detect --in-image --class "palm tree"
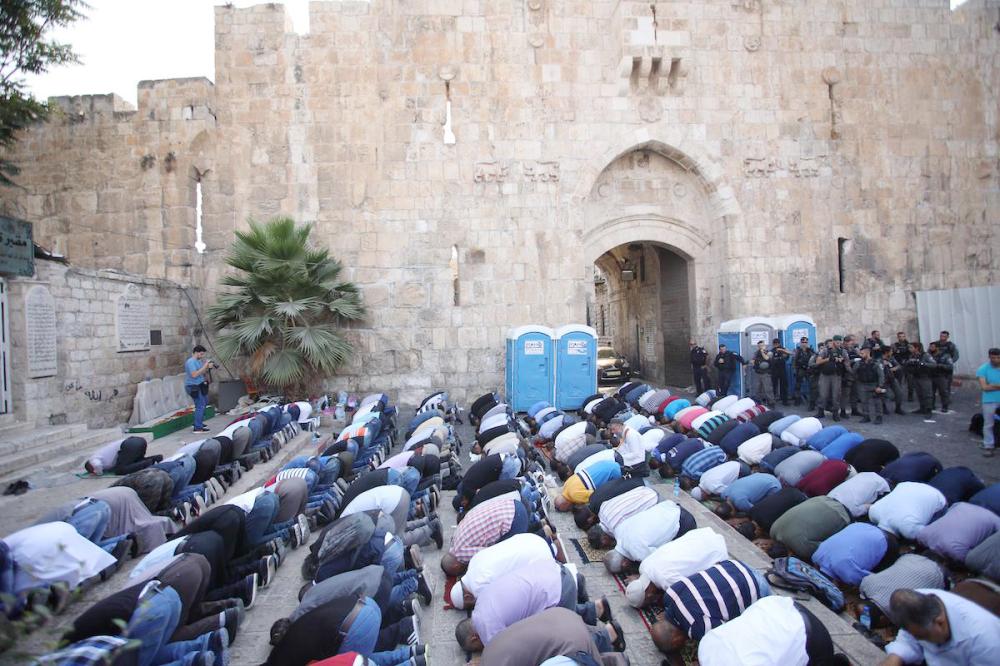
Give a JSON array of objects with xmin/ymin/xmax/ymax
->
[{"xmin": 207, "ymin": 217, "xmax": 364, "ymax": 393}]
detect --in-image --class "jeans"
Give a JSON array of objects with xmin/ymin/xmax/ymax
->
[
  {"xmin": 340, "ymin": 598, "xmax": 411, "ymax": 666},
  {"xmin": 499, "ymin": 455, "xmax": 522, "ymax": 480},
  {"xmin": 156, "ymin": 456, "xmax": 200, "ymax": 500},
  {"xmin": 66, "ymin": 500, "xmax": 126, "ymax": 553},
  {"xmin": 501, "ymin": 500, "xmax": 529, "ymax": 540},
  {"xmin": 244, "ymin": 493, "xmax": 283, "ymax": 548},
  {"xmin": 984, "ymin": 402, "xmax": 998, "ymax": 450},
  {"xmin": 380, "ymin": 537, "xmax": 404, "ymax": 574},
  {"xmin": 126, "ymin": 584, "xmax": 213, "ymax": 666},
  {"xmin": 389, "ymin": 570, "xmax": 418, "ymax": 607},
  {"xmin": 187, "ymin": 387, "xmax": 208, "ymax": 430}
]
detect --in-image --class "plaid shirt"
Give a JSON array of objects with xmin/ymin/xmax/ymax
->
[
  {"xmin": 34, "ymin": 636, "xmax": 134, "ymax": 666},
  {"xmin": 450, "ymin": 497, "xmax": 516, "ymax": 562}
]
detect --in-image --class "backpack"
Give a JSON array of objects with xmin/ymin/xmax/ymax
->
[{"xmin": 766, "ymin": 557, "xmax": 845, "ymax": 612}]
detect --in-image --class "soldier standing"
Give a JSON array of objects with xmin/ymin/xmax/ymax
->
[{"xmin": 689, "ymin": 340, "xmax": 710, "ymax": 396}]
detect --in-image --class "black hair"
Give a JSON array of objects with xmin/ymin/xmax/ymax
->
[
  {"xmin": 193, "ymin": 344, "xmax": 207, "ymax": 353},
  {"xmin": 890, "ymin": 589, "xmax": 942, "ymax": 629},
  {"xmin": 989, "ymin": 348, "xmax": 1000, "ymax": 356}
]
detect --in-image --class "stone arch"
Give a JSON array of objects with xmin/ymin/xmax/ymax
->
[{"xmin": 571, "ymin": 131, "xmax": 741, "ymax": 221}]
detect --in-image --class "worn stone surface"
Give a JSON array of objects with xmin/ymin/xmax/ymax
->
[{"xmin": 0, "ymin": 1, "xmax": 997, "ymax": 405}]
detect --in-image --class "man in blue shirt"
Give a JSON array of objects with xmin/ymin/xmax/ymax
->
[
  {"xmin": 184, "ymin": 345, "xmax": 215, "ymax": 433},
  {"xmin": 882, "ymin": 588, "xmax": 1000, "ymax": 666},
  {"xmin": 717, "ymin": 473, "xmax": 782, "ymax": 516},
  {"xmin": 976, "ymin": 348, "xmax": 1000, "ymax": 457}
]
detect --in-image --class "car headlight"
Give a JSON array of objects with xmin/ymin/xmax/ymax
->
[{"xmin": 622, "ymin": 360, "xmax": 630, "ymax": 368}]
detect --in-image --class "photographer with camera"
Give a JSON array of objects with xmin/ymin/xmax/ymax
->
[{"xmin": 185, "ymin": 344, "xmax": 216, "ymax": 433}]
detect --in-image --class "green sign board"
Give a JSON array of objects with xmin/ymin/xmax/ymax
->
[{"xmin": 0, "ymin": 216, "xmax": 34, "ymax": 277}]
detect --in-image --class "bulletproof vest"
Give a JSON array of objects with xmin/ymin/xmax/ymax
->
[
  {"xmin": 855, "ymin": 360, "xmax": 879, "ymax": 384},
  {"xmin": 819, "ymin": 351, "xmax": 839, "ymax": 375},
  {"xmin": 690, "ymin": 347, "xmax": 707, "ymax": 366}
]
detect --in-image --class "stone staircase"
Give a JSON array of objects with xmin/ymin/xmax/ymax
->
[{"xmin": 0, "ymin": 417, "xmax": 122, "ymax": 481}]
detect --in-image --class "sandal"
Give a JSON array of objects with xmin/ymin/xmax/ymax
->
[{"xmin": 609, "ymin": 620, "xmax": 627, "ymax": 652}]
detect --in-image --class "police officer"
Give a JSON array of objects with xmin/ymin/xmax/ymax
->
[
  {"xmin": 936, "ymin": 331, "xmax": 959, "ymax": 409},
  {"xmin": 689, "ymin": 339, "xmax": 710, "ymax": 396},
  {"xmin": 792, "ymin": 337, "xmax": 815, "ymax": 409},
  {"xmin": 880, "ymin": 353, "xmax": 906, "ymax": 416},
  {"xmin": 904, "ymin": 341, "xmax": 935, "ymax": 415},
  {"xmin": 853, "ymin": 347, "xmax": 886, "ymax": 424},
  {"xmin": 892, "ymin": 331, "xmax": 914, "ymax": 401},
  {"xmin": 751, "ymin": 341, "xmax": 774, "ymax": 406},
  {"xmin": 841, "ymin": 335, "xmax": 862, "ymax": 418},
  {"xmin": 714, "ymin": 344, "xmax": 746, "ymax": 396},
  {"xmin": 770, "ymin": 338, "xmax": 791, "ymax": 406},
  {"xmin": 812, "ymin": 337, "xmax": 850, "ymax": 421},
  {"xmin": 863, "ymin": 330, "xmax": 891, "ymax": 359},
  {"xmin": 929, "ymin": 341, "xmax": 954, "ymax": 413}
]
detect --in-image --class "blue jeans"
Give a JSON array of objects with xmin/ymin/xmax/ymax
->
[
  {"xmin": 66, "ymin": 500, "xmax": 127, "ymax": 553},
  {"xmin": 339, "ymin": 598, "xmax": 411, "ymax": 665},
  {"xmin": 155, "ymin": 456, "xmax": 203, "ymax": 501},
  {"xmin": 380, "ymin": 536, "xmax": 404, "ymax": 574},
  {"xmin": 499, "ymin": 455, "xmax": 521, "ymax": 480},
  {"xmin": 502, "ymin": 500, "xmax": 529, "ymax": 540},
  {"xmin": 187, "ymin": 387, "xmax": 207, "ymax": 430},
  {"xmin": 244, "ymin": 493, "xmax": 284, "ymax": 548},
  {"xmin": 126, "ymin": 584, "xmax": 213, "ymax": 666},
  {"xmin": 389, "ymin": 570, "xmax": 418, "ymax": 607}
]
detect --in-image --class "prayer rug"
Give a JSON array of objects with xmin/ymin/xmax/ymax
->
[
  {"xmin": 568, "ymin": 537, "xmax": 604, "ymax": 565},
  {"xmin": 608, "ymin": 570, "xmax": 700, "ymax": 663}
]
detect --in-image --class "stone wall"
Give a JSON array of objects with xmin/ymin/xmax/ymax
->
[
  {"xmin": 6, "ymin": 261, "xmax": 199, "ymax": 428},
  {"xmin": 0, "ymin": 0, "xmax": 997, "ymax": 404}
]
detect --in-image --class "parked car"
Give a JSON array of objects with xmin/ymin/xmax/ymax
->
[{"xmin": 597, "ymin": 346, "xmax": 631, "ymax": 384}]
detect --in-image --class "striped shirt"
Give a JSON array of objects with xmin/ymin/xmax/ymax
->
[
  {"xmin": 680, "ymin": 445, "xmax": 726, "ymax": 480},
  {"xmin": 554, "ymin": 423, "xmax": 591, "ymax": 463},
  {"xmin": 859, "ymin": 554, "xmax": 945, "ymax": 615},
  {"xmin": 663, "ymin": 559, "xmax": 766, "ymax": 639},
  {"xmin": 737, "ymin": 405, "xmax": 768, "ymax": 423},
  {"xmin": 696, "ymin": 414, "xmax": 730, "ymax": 440},
  {"xmin": 641, "ymin": 389, "xmax": 672, "ymax": 413},
  {"xmin": 598, "ymin": 486, "xmax": 659, "ymax": 535},
  {"xmin": 450, "ymin": 497, "xmax": 517, "ymax": 563},
  {"xmin": 537, "ymin": 414, "xmax": 567, "ymax": 441}
]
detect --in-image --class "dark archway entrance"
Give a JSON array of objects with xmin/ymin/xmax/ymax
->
[{"xmin": 592, "ymin": 241, "xmax": 693, "ymax": 387}]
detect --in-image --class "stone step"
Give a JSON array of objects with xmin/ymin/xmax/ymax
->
[
  {"xmin": 0, "ymin": 418, "xmax": 32, "ymax": 439},
  {"xmin": 0, "ymin": 423, "xmax": 90, "ymax": 457},
  {"xmin": 0, "ymin": 427, "xmax": 122, "ymax": 480}
]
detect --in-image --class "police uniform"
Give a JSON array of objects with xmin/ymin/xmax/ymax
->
[
  {"xmin": 905, "ymin": 352, "xmax": 936, "ymax": 414},
  {"xmin": 714, "ymin": 351, "xmax": 745, "ymax": 396},
  {"xmin": 853, "ymin": 357, "xmax": 885, "ymax": 422},
  {"xmin": 792, "ymin": 345, "xmax": 815, "ymax": 408},
  {"xmin": 812, "ymin": 346, "xmax": 848, "ymax": 419},
  {"xmin": 690, "ymin": 345, "xmax": 710, "ymax": 396},
  {"xmin": 892, "ymin": 340, "xmax": 913, "ymax": 401},
  {"xmin": 930, "ymin": 350, "xmax": 954, "ymax": 412},
  {"xmin": 770, "ymin": 344, "xmax": 791, "ymax": 405}
]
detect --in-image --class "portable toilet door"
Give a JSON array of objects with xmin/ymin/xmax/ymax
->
[
  {"xmin": 773, "ymin": 314, "xmax": 817, "ymax": 393},
  {"xmin": 717, "ymin": 317, "xmax": 776, "ymax": 397},
  {"xmin": 506, "ymin": 326, "xmax": 555, "ymax": 413},
  {"xmin": 554, "ymin": 325, "xmax": 597, "ymax": 410},
  {"xmin": 716, "ymin": 325, "xmax": 744, "ymax": 397}
]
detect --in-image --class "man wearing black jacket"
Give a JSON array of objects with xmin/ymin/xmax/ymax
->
[
  {"xmin": 714, "ymin": 345, "xmax": 746, "ymax": 396},
  {"xmin": 792, "ymin": 337, "xmax": 815, "ymax": 409},
  {"xmin": 689, "ymin": 340, "xmax": 710, "ymax": 396}
]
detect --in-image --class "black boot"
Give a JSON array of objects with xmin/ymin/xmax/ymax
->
[{"xmin": 815, "ymin": 409, "xmax": 825, "ymax": 419}]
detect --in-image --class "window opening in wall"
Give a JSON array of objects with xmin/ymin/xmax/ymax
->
[
  {"xmin": 149, "ymin": 330, "xmax": 163, "ymax": 346},
  {"xmin": 837, "ymin": 237, "xmax": 849, "ymax": 293},
  {"xmin": 195, "ymin": 180, "xmax": 206, "ymax": 254},
  {"xmin": 450, "ymin": 245, "xmax": 460, "ymax": 306},
  {"xmin": 443, "ymin": 82, "xmax": 456, "ymax": 145}
]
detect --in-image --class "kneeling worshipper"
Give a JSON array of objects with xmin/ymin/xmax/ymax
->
[
  {"xmin": 843, "ymin": 438, "xmax": 899, "ymax": 474},
  {"xmin": 769, "ymin": 495, "xmax": 852, "ymax": 561},
  {"xmin": 34, "ymin": 496, "xmax": 134, "ymax": 559},
  {"xmin": 112, "ymin": 467, "xmax": 194, "ymax": 523},
  {"xmin": 449, "ymin": 533, "xmax": 559, "ymax": 610},
  {"xmin": 89, "ymin": 486, "xmax": 175, "ymax": 555},
  {"xmin": 266, "ymin": 593, "xmax": 422, "ymax": 666},
  {"xmin": 2, "ymin": 522, "xmax": 116, "ymax": 604},
  {"xmin": 746, "ymin": 486, "xmax": 809, "ymax": 534},
  {"xmin": 698, "ymin": 595, "xmax": 846, "ymax": 666},
  {"xmin": 554, "ymin": 459, "xmax": 622, "ymax": 511},
  {"xmin": 649, "ymin": 559, "xmax": 771, "ymax": 657},
  {"xmin": 881, "ymin": 589, "xmax": 1000, "ymax": 666},
  {"xmin": 585, "ymin": 484, "xmax": 661, "ymax": 549},
  {"xmin": 625, "ymin": 528, "xmax": 728, "ymax": 609},
  {"xmin": 687, "ymin": 460, "xmax": 751, "ymax": 502},
  {"xmin": 826, "ymin": 472, "xmax": 890, "ymax": 518},
  {"xmin": 224, "ymin": 486, "xmax": 310, "ymax": 553},
  {"xmin": 339, "ymin": 484, "xmax": 442, "ymax": 550},
  {"xmin": 571, "ymin": 476, "xmax": 646, "ymax": 530},
  {"xmin": 811, "ymin": 522, "xmax": 900, "ymax": 586},
  {"xmin": 479, "ymin": 607, "xmax": 628, "ymax": 666},
  {"xmin": 858, "ymin": 554, "xmax": 947, "ymax": 621},
  {"xmin": 868, "ymin": 482, "xmax": 947, "ymax": 540},
  {"xmin": 58, "ymin": 553, "xmax": 236, "ymax": 666},
  {"xmin": 440, "ymin": 496, "xmax": 529, "ymax": 576},
  {"xmin": 966, "ymin": 531, "xmax": 1000, "ymax": 580},
  {"xmin": 84, "ymin": 436, "xmax": 162, "ymax": 476},
  {"xmin": 603, "ymin": 501, "xmax": 696, "ymax": 576},
  {"xmin": 454, "ymin": 557, "xmax": 616, "ymax": 652},
  {"xmin": 880, "ymin": 452, "xmax": 942, "ymax": 485},
  {"xmin": 714, "ymin": 472, "xmax": 782, "ymax": 517},
  {"xmin": 915, "ymin": 501, "xmax": 1000, "ymax": 563}
]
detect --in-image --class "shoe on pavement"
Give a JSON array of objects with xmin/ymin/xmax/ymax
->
[
  {"xmin": 415, "ymin": 573, "xmax": 433, "ymax": 606},
  {"xmin": 597, "ymin": 595, "xmax": 613, "ymax": 623},
  {"xmin": 208, "ymin": 628, "xmax": 230, "ymax": 666},
  {"xmin": 259, "ymin": 555, "xmax": 277, "ymax": 588},
  {"xmin": 238, "ymin": 573, "xmax": 258, "ymax": 609},
  {"xmin": 407, "ymin": 544, "xmax": 424, "ymax": 571},
  {"xmin": 407, "ymin": 614, "xmax": 421, "ymax": 646},
  {"xmin": 429, "ymin": 518, "xmax": 443, "ymax": 550}
]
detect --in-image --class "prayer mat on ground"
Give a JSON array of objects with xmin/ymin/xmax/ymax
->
[
  {"xmin": 569, "ymin": 537, "xmax": 604, "ymax": 565},
  {"xmin": 608, "ymin": 570, "xmax": 701, "ymax": 664}
]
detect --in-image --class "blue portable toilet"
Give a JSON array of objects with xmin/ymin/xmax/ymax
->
[
  {"xmin": 773, "ymin": 313, "xmax": 818, "ymax": 394},
  {"xmin": 505, "ymin": 325, "xmax": 555, "ymax": 413},
  {"xmin": 716, "ymin": 317, "xmax": 777, "ymax": 397},
  {"xmin": 553, "ymin": 324, "xmax": 598, "ymax": 410}
]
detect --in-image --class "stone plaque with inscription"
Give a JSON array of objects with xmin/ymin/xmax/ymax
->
[
  {"xmin": 116, "ymin": 284, "xmax": 150, "ymax": 352},
  {"xmin": 25, "ymin": 285, "xmax": 57, "ymax": 378}
]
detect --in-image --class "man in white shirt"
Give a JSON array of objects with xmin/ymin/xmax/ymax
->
[
  {"xmin": 625, "ymin": 528, "xmax": 728, "ymax": 608},
  {"xmin": 698, "ymin": 596, "xmax": 812, "ymax": 666},
  {"xmin": 828, "ymin": 472, "xmax": 890, "ymax": 518},
  {"xmin": 586, "ymin": 486, "xmax": 660, "ymax": 548},
  {"xmin": 340, "ymin": 485, "xmax": 440, "ymax": 548},
  {"xmin": 3, "ymin": 522, "xmax": 117, "ymax": 594},
  {"xmin": 608, "ymin": 418, "xmax": 648, "ymax": 477},
  {"xmin": 689, "ymin": 461, "xmax": 750, "ymax": 500},
  {"xmin": 868, "ymin": 482, "xmax": 948, "ymax": 539},
  {"xmin": 448, "ymin": 533, "xmax": 557, "ymax": 609},
  {"xmin": 604, "ymin": 501, "xmax": 696, "ymax": 576}
]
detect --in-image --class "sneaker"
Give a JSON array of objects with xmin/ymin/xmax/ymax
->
[
  {"xmin": 983, "ymin": 447, "xmax": 995, "ymax": 457},
  {"xmin": 289, "ymin": 524, "xmax": 301, "ymax": 549},
  {"xmin": 429, "ymin": 518, "xmax": 443, "ymax": 550},
  {"xmin": 194, "ymin": 427, "xmax": 212, "ymax": 433},
  {"xmin": 208, "ymin": 628, "xmax": 230, "ymax": 666},
  {"xmin": 111, "ymin": 537, "xmax": 134, "ymax": 563},
  {"xmin": 259, "ymin": 555, "xmax": 277, "ymax": 588},
  {"xmin": 222, "ymin": 602, "xmax": 245, "ymax": 642},
  {"xmin": 415, "ymin": 573, "xmax": 433, "ymax": 606},
  {"xmin": 814, "ymin": 410, "xmax": 825, "ymax": 419},
  {"xmin": 407, "ymin": 614, "xmax": 421, "ymax": 646},
  {"xmin": 239, "ymin": 573, "xmax": 258, "ymax": 609},
  {"xmin": 192, "ymin": 493, "xmax": 207, "ymax": 515},
  {"xmin": 297, "ymin": 513, "xmax": 311, "ymax": 542},
  {"xmin": 408, "ymin": 544, "xmax": 424, "ymax": 571}
]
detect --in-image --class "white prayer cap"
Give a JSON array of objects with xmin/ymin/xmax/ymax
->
[
  {"xmin": 625, "ymin": 574, "xmax": 650, "ymax": 607},
  {"xmin": 450, "ymin": 579, "xmax": 466, "ymax": 609}
]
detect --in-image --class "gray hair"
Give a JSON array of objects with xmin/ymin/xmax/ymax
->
[{"xmin": 890, "ymin": 589, "xmax": 942, "ymax": 629}]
